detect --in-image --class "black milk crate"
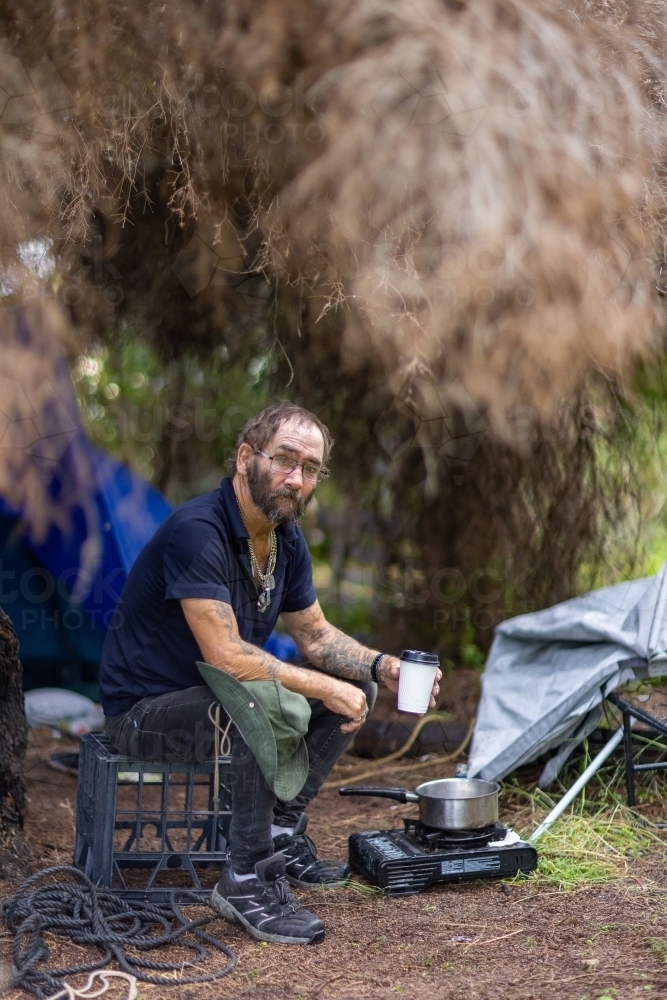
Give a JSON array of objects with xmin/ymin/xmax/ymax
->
[{"xmin": 74, "ymin": 731, "xmax": 232, "ymax": 901}]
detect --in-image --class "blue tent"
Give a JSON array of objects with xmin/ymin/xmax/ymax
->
[{"xmin": 0, "ymin": 441, "xmax": 171, "ymax": 695}]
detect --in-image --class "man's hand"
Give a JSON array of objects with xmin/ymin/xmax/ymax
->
[
  {"xmin": 323, "ymin": 678, "xmax": 369, "ymax": 733},
  {"xmin": 379, "ymin": 656, "xmax": 442, "ymax": 711},
  {"xmin": 282, "ymin": 602, "xmax": 443, "ymax": 712}
]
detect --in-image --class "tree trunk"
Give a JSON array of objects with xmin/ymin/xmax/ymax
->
[{"xmin": 0, "ymin": 607, "xmax": 30, "ymax": 876}]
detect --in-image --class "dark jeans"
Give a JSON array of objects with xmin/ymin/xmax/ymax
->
[{"xmin": 105, "ymin": 679, "xmax": 376, "ymax": 873}]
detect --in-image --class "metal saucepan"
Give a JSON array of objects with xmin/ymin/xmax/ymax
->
[{"xmin": 339, "ymin": 778, "xmax": 500, "ymax": 830}]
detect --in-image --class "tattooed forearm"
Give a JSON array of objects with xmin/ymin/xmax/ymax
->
[
  {"xmin": 180, "ymin": 597, "xmax": 285, "ymax": 682},
  {"xmin": 209, "ymin": 600, "xmax": 284, "ymax": 680},
  {"xmin": 314, "ymin": 630, "xmax": 375, "ymax": 680},
  {"xmin": 182, "ymin": 597, "xmax": 358, "ymax": 704},
  {"xmin": 282, "ymin": 603, "xmax": 377, "ymax": 681}
]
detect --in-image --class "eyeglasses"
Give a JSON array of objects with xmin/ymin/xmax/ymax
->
[{"xmin": 255, "ymin": 450, "xmax": 330, "ymax": 483}]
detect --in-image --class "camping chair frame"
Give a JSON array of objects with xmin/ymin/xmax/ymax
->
[{"xmin": 606, "ymin": 689, "xmax": 667, "ymax": 807}]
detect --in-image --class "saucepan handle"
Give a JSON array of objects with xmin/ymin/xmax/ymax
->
[{"xmin": 338, "ymin": 786, "xmax": 419, "ymax": 803}]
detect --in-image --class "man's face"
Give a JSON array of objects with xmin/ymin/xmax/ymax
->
[{"xmin": 246, "ymin": 418, "xmax": 325, "ymax": 525}]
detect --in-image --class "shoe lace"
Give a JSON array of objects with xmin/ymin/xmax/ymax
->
[
  {"xmin": 287, "ymin": 831, "xmax": 318, "ymax": 862},
  {"xmin": 287, "ymin": 832, "xmax": 342, "ymax": 876},
  {"xmin": 268, "ymin": 875, "xmax": 299, "ymax": 912}
]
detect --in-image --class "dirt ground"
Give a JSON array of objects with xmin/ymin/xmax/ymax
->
[{"xmin": 3, "ymin": 674, "xmax": 667, "ymax": 1000}]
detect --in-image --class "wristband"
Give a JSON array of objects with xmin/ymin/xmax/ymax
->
[{"xmin": 370, "ymin": 653, "xmax": 385, "ymax": 684}]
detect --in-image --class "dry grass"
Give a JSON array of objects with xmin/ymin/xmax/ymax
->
[
  {"xmin": 1, "ymin": 0, "xmax": 666, "ymax": 423},
  {"xmin": 254, "ymin": 0, "xmax": 667, "ymax": 427}
]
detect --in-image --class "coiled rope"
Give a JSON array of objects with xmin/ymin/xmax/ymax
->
[{"xmin": 1, "ymin": 866, "xmax": 237, "ymax": 999}]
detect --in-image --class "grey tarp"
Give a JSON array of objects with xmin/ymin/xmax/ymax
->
[{"xmin": 467, "ymin": 564, "xmax": 667, "ymax": 782}]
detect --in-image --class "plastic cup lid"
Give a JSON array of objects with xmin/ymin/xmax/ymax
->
[{"xmin": 400, "ymin": 649, "xmax": 439, "ymax": 665}]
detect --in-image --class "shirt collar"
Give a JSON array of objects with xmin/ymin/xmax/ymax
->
[{"xmin": 219, "ymin": 477, "xmax": 300, "ymax": 548}]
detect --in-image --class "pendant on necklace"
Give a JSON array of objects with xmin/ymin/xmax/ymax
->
[{"xmin": 257, "ymin": 575, "xmax": 276, "ymax": 613}]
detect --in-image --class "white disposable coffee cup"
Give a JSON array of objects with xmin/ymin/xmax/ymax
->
[{"xmin": 397, "ymin": 649, "xmax": 440, "ymax": 715}]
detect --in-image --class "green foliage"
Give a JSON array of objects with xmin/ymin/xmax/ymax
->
[
  {"xmin": 72, "ymin": 327, "xmax": 272, "ymax": 502},
  {"xmin": 589, "ymin": 359, "xmax": 667, "ymax": 587},
  {"xmin": 342, "ymin": 879, "xmax": 384, "ymax": 898},
  {"xmin": 316, "ymin": 593, "xmax": 376, "ymax": 642}
]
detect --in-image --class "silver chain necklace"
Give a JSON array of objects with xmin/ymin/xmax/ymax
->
[{"xmin": 236, "ymin": 497, "xmax": 277, "ymax": 613}]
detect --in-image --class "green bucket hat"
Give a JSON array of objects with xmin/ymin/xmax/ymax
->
[{"xmin": 197, "ymin": 661, "xmax": 311, "ymax": 801}]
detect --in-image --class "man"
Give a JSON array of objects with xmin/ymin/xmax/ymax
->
[{"xmin": 100, "ymin": 401, "xmax": 440, "ymax": 945}]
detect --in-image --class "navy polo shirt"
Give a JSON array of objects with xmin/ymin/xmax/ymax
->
[{"xmin": 99, "ymin": 477, "xmax": 317, "ymax": 715}]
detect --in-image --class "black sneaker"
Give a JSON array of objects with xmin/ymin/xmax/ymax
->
[
  {"xmin": 272, "ymin": 814, "xmax": 350, "ymax": 888},
  {"xmin": 210, "ymin": 852, "xmax": 325, "ymax": 945}
]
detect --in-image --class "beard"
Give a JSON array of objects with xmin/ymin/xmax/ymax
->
[{"xmin": 246, "ymin": 459, "xmax": 312, "ymax": 525}]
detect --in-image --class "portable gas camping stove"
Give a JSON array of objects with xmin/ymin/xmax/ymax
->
[{"xmin": 348, "ymin": 819, "xmax": 537, "ymax": 896}]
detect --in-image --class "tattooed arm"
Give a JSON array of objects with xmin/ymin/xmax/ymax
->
[
  {"xmin": 282, "ymin": 602, "xmax": 386, "ymax": 681},
  {"xmin": 181, "ymin": 598, "xmax": 369, "ymax": 731},
  {"xmin": 282, "ymin": 601, "xmax": 440, "ymax": 708}
]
